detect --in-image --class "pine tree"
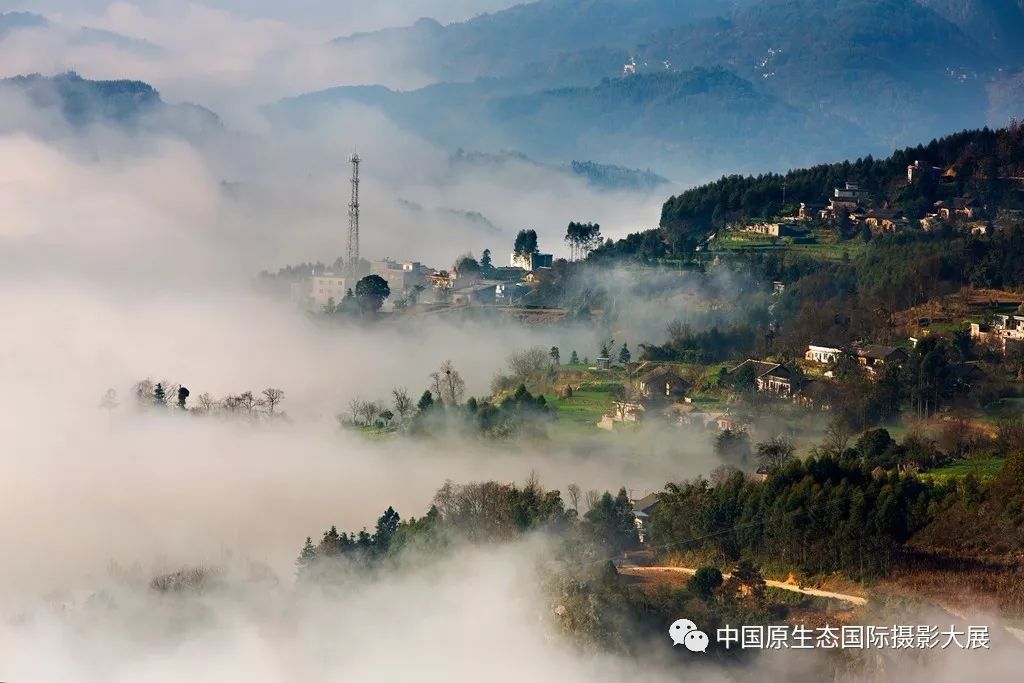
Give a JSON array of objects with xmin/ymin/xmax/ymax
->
[
  {"xmin": 618, "ymin": 342, "xmax": 631, "ymax": 364},
  {"xmin": 319, "ymin": 526, "xmax": 342, "ymax": 557},
  {"xmin": 549, "ymin": 346, "xmax": 560, "ymax": 365},
  {"xmin": 417, "ymin": 390, "xmax": 434, "ymax": 412},
  {"xmin": 296, "ymin": 537, "xmax": 317, "ymax": 571},
  {"xmin": 152, "ymin": 383, "xmax": 166, "ymax": 407},
  {"xmin": 570, "ymin": 350, "xmax": 579, "ymax": 364},
  {"xmin": 374, "ymin": 507, "xmax": 401, "ymax": 553}
]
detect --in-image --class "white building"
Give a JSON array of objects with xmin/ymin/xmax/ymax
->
[
  {"xmin": 371, "ymin": 259, "xmax": 427, "ymax": 296},
  {"xmin": 805, "ymin": 345, "xmax": 843, "ymax": 364},
  {"xmin": 971, "ymin": 314, "xmax": 1024, "ymax": 353},
  {"xmin": 290, "ymin": 273, "xmax": 349, "ymax": 310}
]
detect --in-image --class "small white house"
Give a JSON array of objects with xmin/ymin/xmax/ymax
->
[{"xmin": 805, "ymin": 345, "xmax": 843, "ymax": 364}]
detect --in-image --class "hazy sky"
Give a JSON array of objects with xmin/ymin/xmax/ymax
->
[{"xmin": 15, "ymin": 0, "xmax": 524, "ymax": 34}]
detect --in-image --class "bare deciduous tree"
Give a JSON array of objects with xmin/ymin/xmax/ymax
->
[
  {"xmin": 430, "ymin": 372, "xmax": 445, "ymax": 404},
  {"xmin": 223, "ymin": 394, "xmax": 244, "ymax": 413},
  {"xmin": 359, "ymin": 401, "xmax": 381, "ymax": 426},
  {"xmin": 432, "ymin": 360, "xmax": 465, "ymax": 405},
  {"xmin": 567, "ymin": 483, "xmax": 581, "ymax": 512},
  {"xmin": 821, "ymin": 417, "xmax": 853, "ymax": 458},
  {"xmin": 261, "ymin": 387, "xmax": 285, "ymax": 416},
  {"xmin": 756, "ymin": 436, "xmax": 796, "ymax": 471},
  {"xmin": 348, "ymin": 398, "xmax": 364, "ymax": 425},
  {"xmin": 348, "ymin": 399, "xmax": 381, "ymax": 426},
  {"xmin": 196, "ymin": 392, "xmax": 217, "ymax": 413},
  {"xmin": 392, "ymin": 387, "xmax": 414, "ymax": 421},
  {"xmin": 132, "ymin": 379, "xmax": 154, "ymax": 406},
  {"xmin": 237, "ymin": 391, "xmax": 259, "ymax": 416}
]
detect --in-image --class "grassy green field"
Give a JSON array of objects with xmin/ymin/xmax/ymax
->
[
  {"xmin": 548, "ymin": 389, "xmax": 615, "ymax": 434},
  {"xmin": 709, "ymin": 227, "xmax": 867, "ymax": 262},
  {"xmin": 352, "ymin": 424, "xmax": 397, "ymax": 440},
  {"xmin": 922, "ymin": 457, "xmax": 1005, "ymax": 481}
]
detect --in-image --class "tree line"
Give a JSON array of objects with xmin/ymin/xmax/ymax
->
[{"xmin": 103, "ymin": 379, "xmax": 286, "ymax": 419}]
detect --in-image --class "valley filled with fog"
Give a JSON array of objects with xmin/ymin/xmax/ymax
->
[{"xmin": 4, "ymin": 2, "xmax": 1024, "ymax": 681}]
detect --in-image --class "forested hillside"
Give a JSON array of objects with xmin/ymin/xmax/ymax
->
[{"xmin": 658, "ymin": 124, "xmax": 1024, "ymax": 250}]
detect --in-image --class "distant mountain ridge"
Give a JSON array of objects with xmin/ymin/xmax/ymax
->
[
  {"xmin": 0, "ymin": 72, "xmax": 221, "ymax": 135},
  {"xmin": 0, "ymin": 11, "xmax": 48, "ymax": 36},
  {"xmin": 918, "ymin": 0, "xmax": 1024, "ymax": 61},
  {"xmin": 285, "ymin": 0, "xmax": 1024, "ymax": 181},
  {"xmin": 276, "ymin": 66, "xmax": 866, "ymax": 180},
  {"xmin": 625, "ymin": 0, "xmax": 998, "ymax": 142},
  {"xmin": 331, "ymin": 0, "xmax": 754, "ymax": 83},
  {"xmin": 0, "ymin": 11, "xmax": 164, "ymax": 56},
  {"xmin": 448, "ymin": 148, "xmax": 668, "ymax": 190}
]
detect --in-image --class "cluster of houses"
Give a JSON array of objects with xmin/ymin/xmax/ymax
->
[
  {"xmin": 786, "ymin": 171, "xmax": 987, "ymax": 237},
  {"xmin": 597, "ymin": 363, "xmax": 740, "ymax": 433},
  {"xmin": 804, "ymin": 342, "xmax": 909, "ymax": 375},
  {"xmin": 970, "ymin": 314, "xmax": 1024, "ymax": 353},
  {"xmin": 288, "ymin": 259, "xmax": 428, "ymax": 309},
  {"xmin": 597, "ymin": 341, "xmax": 914, "ymax": 432},
  {"xmin": 730, "ymin": 342, "xmax": 907, "ymax": 401},
  {"xmin": 290, "ymin": 259, "xmax": 433, "ymax": 310},
  {"xmin": 290, "ymin": 249, "xmax": 556, "ymax": 312},
  {"xmin": 741, "ymin": 221, "xmax": 806, "ymax": 238}
]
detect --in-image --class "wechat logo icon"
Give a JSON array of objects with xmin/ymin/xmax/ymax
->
[{"xmin": 670, "ymin": 618, "xmax": 710, "ymax": 653}]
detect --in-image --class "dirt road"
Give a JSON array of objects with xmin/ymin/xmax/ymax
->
[
  {"xmin": 618, "ymin": 564, "xmax": 868, "ymax": 605},
  {"xmin": 620, "ymin": 562, "xmax": 1024, "ymax": 644}
]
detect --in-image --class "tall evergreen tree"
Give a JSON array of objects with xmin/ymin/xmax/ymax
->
[
  {"xmin": 296, "ymin": 537, "xmax": 317, "ymax": 571},
  {"xmin": 618, "ymin": 342, "xmax": 631, "ymax": 364},
  {"xmin": 417, "ymin": 390, "xmax": 435, "ymax": 412},
  {"xmin": 374, "ymin": 507, "xmax": 401, "ymax": 553}
]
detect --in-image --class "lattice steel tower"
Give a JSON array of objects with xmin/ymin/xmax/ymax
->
[{"xmin": 346, "ymin": 153, "xmax": 361, "ymax": 275}]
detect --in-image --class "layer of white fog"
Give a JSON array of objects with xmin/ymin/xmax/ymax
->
[
  {"xmin": 0, "ymin": 6, "xmax": 691, "ymax": 676},
  {"xmin": 3, "ymin": 4, "xmax": 1019, "ymax": 682},
  {"xmin": 2, "ymin": 1, "xmax": 529, "ymax": 115}
]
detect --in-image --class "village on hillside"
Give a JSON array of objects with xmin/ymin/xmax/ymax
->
[{"xmin": 251, "ymin": 129, "xmax": 1024, "ymax": 495}]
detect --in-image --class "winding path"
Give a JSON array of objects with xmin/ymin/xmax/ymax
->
[
  {"xmin": 617, "ymin": 560, "xmax": 1024, "ymax": 644},
  {"xmin": 618, "ymin": 564, "xmax": 868, "ymax": 605}
]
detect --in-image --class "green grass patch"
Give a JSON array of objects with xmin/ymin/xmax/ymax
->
[
  {"xmin": 350, "ymin": 424, "xmax": 396, "ymax": 441},
  {"xmin": 922, "ymin": 457, "xmax": 1005, "ymax": 481},
  {"xmin": 576, "ymin": 381, "xmax": 625, "ymax": 392},
  {"xmin": 710, "ymin": 226, "xmax": 866, "ymax": 263},
  {"xmin": 548, "ymin": 389, "xmax": 616, "ymax": 434}
]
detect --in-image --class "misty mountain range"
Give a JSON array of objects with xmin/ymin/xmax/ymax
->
[
  {"xmin": 0, "ymin": 72, "xmax": 221, "ymax": 137},
  {"xmin": 280, "ymin": 0, "xmax": 1024, "ymax": 180},
  {"xmin": 4, "ymin": 2, "xmax": 1024, "ymax": 183},
  {"xmin": 0, "ymin": 10, "xmax": 162, "ymax": 54}
]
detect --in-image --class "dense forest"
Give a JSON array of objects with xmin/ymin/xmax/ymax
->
[{"xmin": 657, "ymin": 123, "xmax": 1024, "ymax": 252}]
